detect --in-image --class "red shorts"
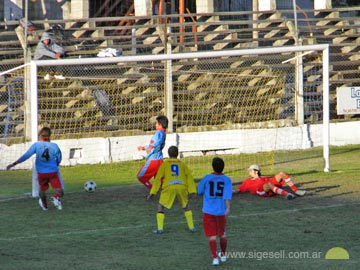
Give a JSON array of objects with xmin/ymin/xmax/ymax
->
[
  {"xmin": 253, "ymin": 179, "xmax": 274, "ymax": 197},
  {"xmin": 258, "ymin": 190, "xmax": 275, "ymax": 197},
  {"xmin": 137, "ymin": 159, "xmax": 163, "ymax": 182},
  {"xmin": 203, "ymin": 213, "xmax": 227, "ymax": 237},
  {"xmin": 270, "ymin": 176, "xmax": 285, "ymax": 187},
  {"xmin": 38, "ymin": 172, "xmax": 62, "ymax": 191}
]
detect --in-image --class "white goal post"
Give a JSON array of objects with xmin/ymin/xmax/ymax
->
[
  {"xmin": 27, "ymin": 44, "xmax": 330, "ymax": 196},
  {"xmin": 30, "ymin": 44, "xmax": 330, "ymax": 163}
]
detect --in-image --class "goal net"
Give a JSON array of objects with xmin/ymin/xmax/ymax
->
[
  {"xmin": 0, "ymin": 65, "xmax": 27, "ymax": 163},
  {"xmin": 1, "ymin": 45, "xmax": 330, "ymax": 190}
]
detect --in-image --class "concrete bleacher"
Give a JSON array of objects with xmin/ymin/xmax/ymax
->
[{"xmin": 0, "ymin": 8, "xmax": 360, "ymax": 140}]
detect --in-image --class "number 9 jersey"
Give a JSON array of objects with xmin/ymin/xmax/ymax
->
[{"xmin": 197, "ymin": 172, "xmax": 232, "ymax": 216}]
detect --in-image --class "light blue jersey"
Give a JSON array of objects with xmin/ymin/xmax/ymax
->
[
  {"xmin": 145, "ymin": 128, "xmax": 166, "ymax": 160},
  {"xmin": 197, "ymin": 173, "xmax": 232, "ymax": 216},
  {"xmin": 18, "ymin": 141, "xmax": 62, "ymax": 173}
]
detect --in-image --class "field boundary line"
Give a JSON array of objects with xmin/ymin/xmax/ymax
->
[
  {"xmin": 0, "ymin": 201, "xmax": 359, "ymax": 241},
  {"xmin": 0, "ymin": 185, "xmax": 141, "ymax": 203}
]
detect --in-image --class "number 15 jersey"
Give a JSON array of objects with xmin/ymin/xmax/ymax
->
[{"xmin": 197, "ymin": 172, "xmax": 232, "ymax": 216}]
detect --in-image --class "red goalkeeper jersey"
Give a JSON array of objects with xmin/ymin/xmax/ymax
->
[{"xmin": 237, "ymin": 176, "xmax": 271, "ymax": 194}]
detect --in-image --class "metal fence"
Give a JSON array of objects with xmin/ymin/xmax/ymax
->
[{"xmin": 1, "ymin": 8, "xmax": 359, "ymax": 130}]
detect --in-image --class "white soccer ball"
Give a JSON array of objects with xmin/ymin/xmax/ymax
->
[{"xmin": 84, "ymin": 180, "xmax": 97, "ymax": 193}]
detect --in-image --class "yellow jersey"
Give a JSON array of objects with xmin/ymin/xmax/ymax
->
[{"xmin": 150, "ymin": 158, "xmax": 196, "ymax": 195}]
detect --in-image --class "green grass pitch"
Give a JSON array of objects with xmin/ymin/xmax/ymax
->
[{"xmin": 0, "ymin": 145, "xmax": 359, "ymax": 270}]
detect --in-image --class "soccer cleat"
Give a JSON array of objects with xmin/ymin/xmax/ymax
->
[
  {"xmin": 38, "ymin": 199, "xmax": 48, "ymax": 211},
  {"xmin": 54, "ymin": 74, "xmax": 65, "ymax": 80},
  {"xmin": 287, "ymin": 193, "xmax": 296, "ymax": 200},
  {"xmin": 218, "ymin": 252, "xmax": 227, "ymax": 263},
  {"xmin": 295, "ymin": 190, "xmax": 306, "ymax": 196},
  {"xmin": 189, "ymin": 228, "xmax": 196, "ymax": 233},
  {"xmin": 51, "ymin": 197, "xmax": 62, "ymax": 210},
  {"xmin": 153, "ymin": 229, "xmax": 164, "ymax": 234},
  {"xmin": 212, "ymin": 258, "xmax": 219, "ymax": 266}
]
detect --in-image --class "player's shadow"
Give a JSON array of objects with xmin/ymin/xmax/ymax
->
[
  {"xmin": 287, "ymin": 170, "xmax": 319, "ymax": 177},
  {"xmin": 321, "ymin": 191, "xmax": 359, "ymax": 199},
  {"xmin": 280, "ymin": 180, "xmax": 341, "ymax": 196},
  {"xmin": 293, "ymin": 184, "xmax": 341, "ymax": 196},
  {"xmin": 294, "ymin": 180, "xmax": 318, "ymax": 187},
  {"xmin": 304, "ymin": 185, "xmax": 340, "ymax": 193},
  {"xmin": 330, "ymin": 147, "xmax": 360, "ymax": 156}
]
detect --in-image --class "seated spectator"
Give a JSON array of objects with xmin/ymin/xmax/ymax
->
[{"xmin": 34, "ymin": 31, "xmax": 65, "ymax": 80}]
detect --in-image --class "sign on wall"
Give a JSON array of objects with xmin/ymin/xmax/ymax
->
[{"xmin": 336, "ymin": 87, "xmax": 360, "ymax": 115}]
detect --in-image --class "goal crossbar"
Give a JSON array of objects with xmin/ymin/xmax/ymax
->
[{"xmin": 30, "ymin": 44, "xmax": 330, "ymax": 172}]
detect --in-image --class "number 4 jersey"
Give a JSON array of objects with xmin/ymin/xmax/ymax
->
[
  {"xmin": 18, "ymin": 141, "xmax": 62, "ymax": 173},
  {"xmin": 197, "ymin": 172, "xmax": 232, "ymax": 216}
]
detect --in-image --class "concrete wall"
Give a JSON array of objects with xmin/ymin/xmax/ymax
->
[
  {"xmin": 70, "ymin": 0, "xmax": 89, "ymax": 19},
  {"xmin": 134, "ymin": 0, "xmax": 153, "ymax": 16},
  {"xmin": 0, "ymin": 0, "xmax": 4, "ymax": 21},
  {"xmin": 199, "ymin": 0, "xmax": 332, "ymax": 13},
  {"xmin": 27, "ymin": 0, "xmax": 65, "ymax": 20},
  {"xmin": 4, "ymin": 0, "xmax": 23, "ymax": 20},
  {"xmin": 3, "ymin": 0, "xmax": 87, "ymax": 21},
  {"xmin": 1, "ymin": 121, "xmax": 359, "ymax": 170},
  {"xmin": 0, "ymin": 0, "xmax": 337, "ymax": 21}
]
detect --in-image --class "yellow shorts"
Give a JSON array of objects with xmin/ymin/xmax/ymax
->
[{"xmin": 159, "ymin": 185, "xmax": 189, "ymax": 209}]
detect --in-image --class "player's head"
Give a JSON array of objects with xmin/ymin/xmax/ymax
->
[
  {"xmin": 168, "ymin": 146, "xmax": 178, "ymax": 158},
  {"xmin": 247, "ymin": 164, "xmax": 261, "ymax": 177},
  {"xmin": 40, "ymin": 31, "xmax": 52, "ymax": 44},
  {"xmin": 156, "ymin": 115, "xmax": 169, "ymax": 129},
  {"xmin": 39, "ymin": 127, "xmax": 51, "ymax": 141},
  {"xmin": 212, "ymin": 157, "xmax": 224, "ymax": 173}
]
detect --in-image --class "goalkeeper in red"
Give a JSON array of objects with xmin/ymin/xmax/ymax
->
[
  {"xmin": 147, "ymin": 145, "xmax": 196, "ymax": 234},
  {"xmin": 197, "ymin": 157, "xmax": 232, "ymax": 266},
  {"xmin": 137, "ymin": 115, "xmax": 168, "ymax": 189},
  {"xmin": 234, "ymin": 164, "xmax": 306, "ymax": 199},
  {"xmin": 6, "ymin": 127, "xmax": 64, "ymax": 211}
]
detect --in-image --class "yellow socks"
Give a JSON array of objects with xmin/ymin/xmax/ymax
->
[
  {"xmin": 156, "ymin": 212, "xmax": 165, "ymax": 230},
  {"xmin": 184, "ymin": 210, "xmax": 195, "ymax": 230}
]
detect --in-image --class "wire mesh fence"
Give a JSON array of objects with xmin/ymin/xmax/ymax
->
[
  {"xmin": 28, "ymin": 52, "xmax": 325, "ymax": 138},
  {"xmin": 1, "ymin": 46, "xmax": 330, "ymax": 176}
]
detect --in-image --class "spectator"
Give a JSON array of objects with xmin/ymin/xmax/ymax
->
[{"xmin": 34, "ymin": 31, "xmax": 65, "ymax": 80}]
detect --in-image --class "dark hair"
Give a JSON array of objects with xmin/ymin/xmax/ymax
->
[
  {"xmin": 212, "ymin": 157, "xmax": 224, "ymax": 173},
  {"xmin": 39, "ymin": 127, "xmax": 51, "ymax": 140},
  {"xmin": 156, "ymin": 115, "xmax": 169, "ymax": 129},
  {"xmin": 168, "ymin": 146, "xmax": 178, "ymax": 158}
]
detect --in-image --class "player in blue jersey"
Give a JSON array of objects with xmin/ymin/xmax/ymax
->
[
  {"xmin": 197, "ymin": 157, "xmax": 232, "ymax": 266},
  {"xmin": 7, "ymin": 127, "xmax": 64, "ymax": 211},
  {"xmin": 137, "ymin": 115, "xmax": 168, "ymax": 189}
]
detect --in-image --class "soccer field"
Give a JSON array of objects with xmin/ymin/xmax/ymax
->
[{"xmin": 0, "ymin": 145, "xmax": 359, "ymax": 270}]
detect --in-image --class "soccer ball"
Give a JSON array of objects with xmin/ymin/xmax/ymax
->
[{"xmin": 84, "ymin": 180, "xmax": 97, "ymax": 192}]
